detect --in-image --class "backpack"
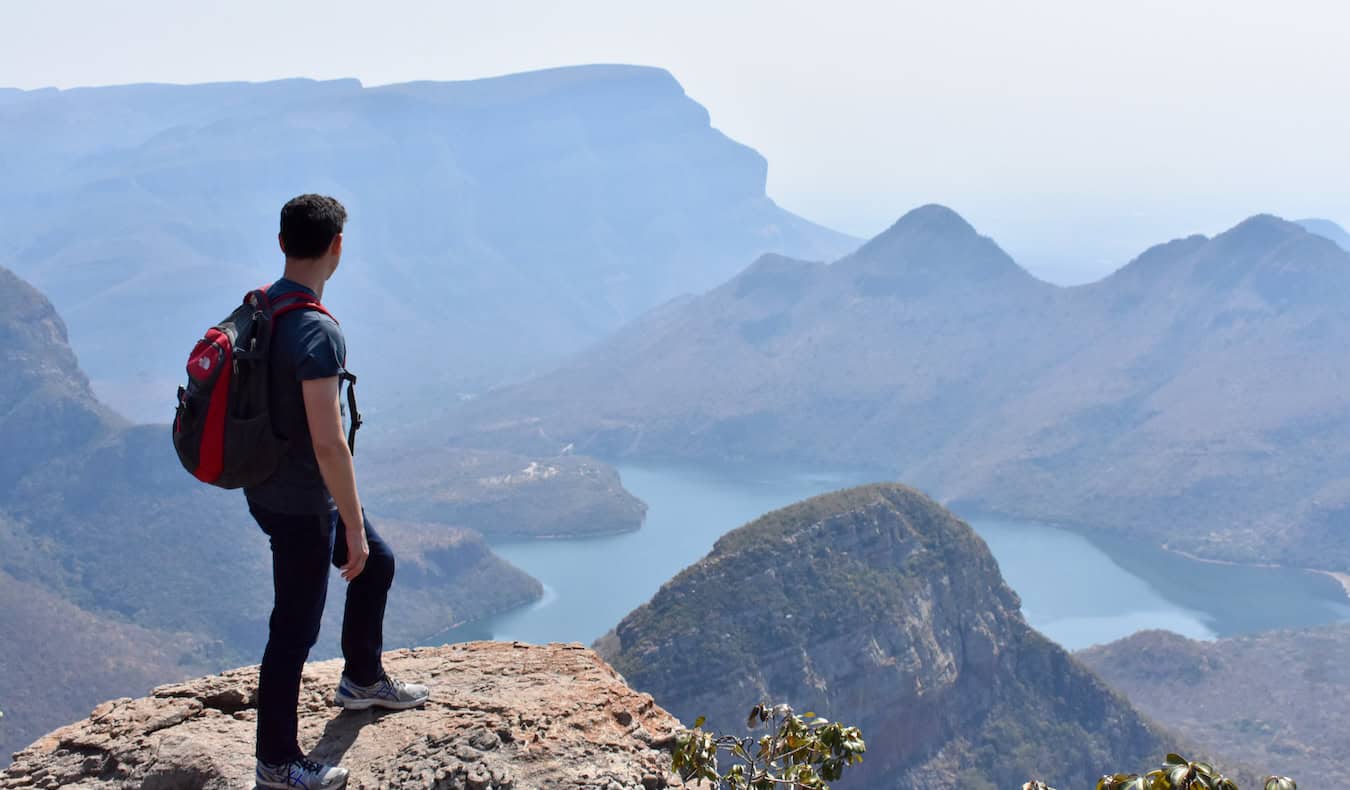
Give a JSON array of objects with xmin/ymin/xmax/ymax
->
[{"xmin": 172, "ymin": 287, "xmax": 362, "ymax": 489}]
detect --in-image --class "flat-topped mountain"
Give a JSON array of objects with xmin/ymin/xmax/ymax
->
[
  {"xmin": 2, "ymin": 642, "xmax": 682, "ymax": 789},
  {"xmin": 1079, "ymin": 626, "xmax": 1350, "ymax": 787},
  {"xmin": 0, "ymin": 66, "xmax": 855, "ymax": 422},
  {"xmin": 600, "ymin": 485, "xmax": 1169, "ymax": 788},
  {"xmin": 453, "ymin": 208, "xmax": 1350, "ymax": 571}
]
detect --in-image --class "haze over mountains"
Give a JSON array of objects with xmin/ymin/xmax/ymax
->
[
  {"xmin": 453, "ymin": 206, "xmax": 1350, "ymax": 572},
  {"xmin": 1297, "ymin": 218, "xmax": 1350, "ymax": 251},
  {"xmin": 0, "ymin": 66, "xmax": 854, "ymax": 422}
]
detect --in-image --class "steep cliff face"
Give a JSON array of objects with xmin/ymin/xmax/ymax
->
[
  {"xmin": 0, "ymin": 266, "xmax": 121, "ymax": 494},
  {"xmin": 601, "ymin": 484, "xmax": 1168, "ymax": 788},
  {"xmin": 2, "ymin": 643, "xmax": 682, "ymax": 789}
]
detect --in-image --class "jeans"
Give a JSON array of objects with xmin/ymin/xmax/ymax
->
[{"xmin": 249, "ymin": 503, "xmax": 396, "ymax": 764}]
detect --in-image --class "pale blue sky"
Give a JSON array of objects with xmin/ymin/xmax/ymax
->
[{"xmin": 4, "ymin": 0, "xmax": 1347, "ymax": 282}]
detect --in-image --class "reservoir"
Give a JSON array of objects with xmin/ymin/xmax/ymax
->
[{"xmin": 461, "ymin": 463, "xmax": 1350, "ymax": 651}]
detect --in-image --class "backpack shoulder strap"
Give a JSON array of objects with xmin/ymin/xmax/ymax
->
[
  {"xmin": 341, "ymin": 371, "xmax": 362, "ymax": 453},
  {"xmin": 269, "ymin": 291, "xmax": 339, "ymax": 324},
  {"xmin": 265, "ymin": 290, "xmax": 360, "ymax": 454}
]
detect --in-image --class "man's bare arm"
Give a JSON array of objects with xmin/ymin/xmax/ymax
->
[{"xmin": 302, "ymin": 375, "xmax": 368, "ymax": 580}]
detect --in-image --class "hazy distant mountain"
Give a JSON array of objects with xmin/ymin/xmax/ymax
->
[
  {"xmin": 601, "ymin": 485, "xmax": 1169, "ymax": 788},
  {"xmin": 1296, "ymin": 217, "xmax": 1350, "ymax": 250},
  {"xmin": 447, "ymin": 205, "xmax": 1060, "ymax": 459},
  {"xmin": 1080, "ymin": 627, "xmax": 1350, "ymax": 786},
  {"xmin": 0, "ymin": 66, "xmax": 856, "ymax": 422},
  {"xmin": 451, "ymin": 207, "xmax": 1350, "ymax": 572}
]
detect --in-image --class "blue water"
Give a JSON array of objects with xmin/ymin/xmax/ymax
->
[{"xmin": 455, "ymin": 464, "xmax": 1350, "ymax": 651}]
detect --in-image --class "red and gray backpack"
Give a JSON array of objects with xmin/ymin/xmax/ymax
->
[{"xmin": 172, "ymin": 287, "xmax": 361, "ymax": 489}]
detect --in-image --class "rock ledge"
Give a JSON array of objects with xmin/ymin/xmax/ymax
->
[{"xmin": 3, "ymin": 642, "xmax": 681, "ymax": 789}]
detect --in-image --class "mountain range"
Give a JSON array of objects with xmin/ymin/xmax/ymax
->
[
  {"xmin": 0, "ymin": 66, "xmax": 855, "ymax": 423},
  {"xmin": 450, "ymin": 206, "xmax": 1350, "ymax": 572}
]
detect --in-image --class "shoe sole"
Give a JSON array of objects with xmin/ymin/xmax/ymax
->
[
  {"xmin": 334, "ymin": 693, "xmax": 429, "ymax": 711},
  {"xmin": 256, "ymin": 776, "xmax": 348, "ymax": 789}
]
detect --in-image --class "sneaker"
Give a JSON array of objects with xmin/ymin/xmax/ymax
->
[
  {"xmin": 334, "ymin": 672, "xmax": 429, "ymax": 711},
  {"xmin": 255, "ymin": 756, "xmax": 348, "ymax": 789}
]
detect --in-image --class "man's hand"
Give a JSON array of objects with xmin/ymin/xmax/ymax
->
[
  {"xmin": 302, "ymin": 375, "xmax": 367, "ymax": 582},
  {"xmin": 340, "ymin": 521, "xmax": 369, "ymax": 581}
]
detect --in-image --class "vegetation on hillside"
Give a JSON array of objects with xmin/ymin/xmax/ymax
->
[{"xmin": 1078, "ymin": 628, "xmax": 1350, "ymax": 786}]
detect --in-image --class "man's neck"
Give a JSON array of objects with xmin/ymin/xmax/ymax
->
[{"xmin": 281, "ymin": 261, "xmax": 327, "ymax": 300}]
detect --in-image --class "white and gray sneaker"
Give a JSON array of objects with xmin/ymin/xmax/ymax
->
[
  {"xmin": 255, "ymin": 756, "xmax": 348, "ymax": 789},
  {"xmin": 334, "ymin": 673, "xmax": 429, "ymax": 711}
]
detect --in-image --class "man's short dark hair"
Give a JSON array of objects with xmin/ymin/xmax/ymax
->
[{"xmin": 280, "ymin": 194, "xmax": 348, "ymax": 259}]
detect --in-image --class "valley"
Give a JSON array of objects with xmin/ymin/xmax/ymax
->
[
  {"xmin": 3, "ymin": 56, "xmax": 1347, "ymax": 788},
  {"xmin": 449, "ymin": 207, "xmax": 1350, "ymax": 575}
]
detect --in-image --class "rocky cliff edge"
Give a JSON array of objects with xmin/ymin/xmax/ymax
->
[{"xmin": 2, "ymin": 642, "xmax": 682, "ymax": 790}]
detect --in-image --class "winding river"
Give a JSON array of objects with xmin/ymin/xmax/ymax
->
[{"xmin": 454, "ymin": 463, "xmax": 1350, "ymax": 651}]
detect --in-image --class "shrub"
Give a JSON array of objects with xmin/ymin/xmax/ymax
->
[
  {"xmin": 671, "ymin": 703, "xmax": 866, "ymax": 789},
  {"xmin": 1024, "ymin": 754, "xmax": 1297, "ymax": 790}
]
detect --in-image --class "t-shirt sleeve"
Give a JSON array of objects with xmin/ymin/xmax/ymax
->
[{"xmin": 293, "ymin": 316, "xmax": 347, "ymax": 381}]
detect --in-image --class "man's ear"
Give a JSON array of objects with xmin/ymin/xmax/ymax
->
[
  {"xmin": 329, "ymin": 233, "xmax": 343, "ymax": 256},
  {"xmin": 278, "ymin": 233, "xmax": 287, "ymax": 255}
]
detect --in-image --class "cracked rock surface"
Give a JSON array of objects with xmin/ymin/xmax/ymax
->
[{"xmin": 3, "ymin": 642, "xmax": 682, "ymax": 789}]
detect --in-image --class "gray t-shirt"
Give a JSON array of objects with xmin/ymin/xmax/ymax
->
[{"xmin": 243, "ymin": 278, "xmax": 346, "ymax": 515}]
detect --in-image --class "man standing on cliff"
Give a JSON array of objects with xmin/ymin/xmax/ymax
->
[{"xmin": 246, "ymin": 194, "xmax": 428, "ymax": 790}]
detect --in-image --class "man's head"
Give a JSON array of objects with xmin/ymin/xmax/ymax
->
[{"xmin": 279, "ymin": 194, "xmax": 347, "ymax": 278}]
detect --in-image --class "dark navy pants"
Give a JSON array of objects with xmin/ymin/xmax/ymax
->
[{"xmin": 249, "ymin": 504, "xmax": 396, "ymax": 764}]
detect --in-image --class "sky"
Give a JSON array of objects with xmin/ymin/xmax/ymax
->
[{"xmin": 4, "ymin": 0, "xmax": 1347, "ymax": 283}]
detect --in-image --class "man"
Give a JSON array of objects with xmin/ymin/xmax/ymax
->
[{"xmin": 245, "ymin": 194, "xmax": 428, "ymax": 789}]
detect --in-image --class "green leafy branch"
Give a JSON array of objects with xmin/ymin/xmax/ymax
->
[
  {"xmin": 1023, "ymin": 753, "xmax": 1296, "ymax": 790},
  {"xmin": 671, "ymin": 703, "xmax": 866, "ymax": 790}
]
